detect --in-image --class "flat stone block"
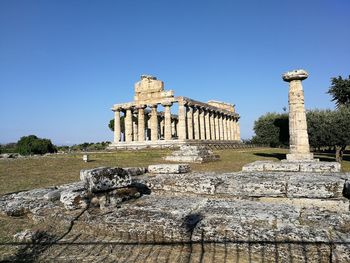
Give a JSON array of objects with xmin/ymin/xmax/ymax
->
[
  {"xmin": 80, "ymin": 167, "xmax": 132, "ymax": 193},
  {"xmin": 286, "ymin": 153, "xmax": 314, "ymax": 161},
  {"xmin": 287, "ymin": 174, "xmax": 344, "ymax": 198},
  {"xmin": 241, "ymin": 161, "xmax": 272, "ymax": 172},
  {"xmin": 148, "ymin": 164, "xmax": 191, "ymax": 174},
  {"xmin": 299, "ymin": 162, "xmax": 341, "ymax": 172},
  {"xmin": 264, "ymin": 162, "xmax": 299, "ymax": 172}
]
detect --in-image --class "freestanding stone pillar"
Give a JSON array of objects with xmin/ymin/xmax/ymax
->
[
  {"xmin": 125, "ymin": 107, "xmax": 133, "ymax": 142},
  {"xmin": 137, "ymin": 105, "xmax": 146, "ymax": 141},
  {"xmin": 113, "ymin": 108, "xmax": 121, "ymax": 143},
  {"xmin": 163, "ymin": 102, "xmax": 172, "ymax": 140},
  {"xmin": 150, "ymin": 104, "xmax": 158, "ymax": 141},
  {"xmin": 283, "ymin": 69, "xmax": 313, "ymax": 160}
]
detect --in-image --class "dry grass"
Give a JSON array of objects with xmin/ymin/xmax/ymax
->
[{"xmin": 1, "ymin": 147, "xmax": 348, "ymax": 195}]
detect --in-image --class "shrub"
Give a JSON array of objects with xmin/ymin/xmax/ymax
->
[{"xmin": 16, "ymin": 135, "xmax": 57, "ymax": 155}]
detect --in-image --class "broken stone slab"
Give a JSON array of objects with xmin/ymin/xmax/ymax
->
[
  {"xmin": 164, "ymin": 145, "xmax": 220, "ymax": 163},
  {"xmin": 80, "ymin": 167, "xmax": 132, "ymax": 193},
  {"xmin": 241, "ymin": 161, "xmax": 273, "ymax": 172},
  {"xmin": 148, "ymin": 164, "xmax": 190, "ymax": 174},
  {"xmin": 123, "ymin": 167, "xmax": 147, "ymax": 176},
  {"xmin": 298, "ymin": 161, "xmax": 341, "ymax": 172}
]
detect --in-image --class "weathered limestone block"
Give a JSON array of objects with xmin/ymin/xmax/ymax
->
[
  {"xmin": 287, "ymin": 174, "xmax": 344, "ymax": 198},
  {"xmin": 147, "ymin": 173, "xmax": 223, "ymax": 194},
  {"xmin": 242, "ymin": 160, "xmax": 341, "ymax": 173},
  {"xmin": 80, "ymin": 167, "xmax": 132, "ymax": 193},
  {"xmin": 43, "ymin": 189, "xmax": 61, "ymax": 201},
  {"xmin": 216, "ymin": 172, "xmax": 287, "ymax": 197},
  {"xmin": 241, "ymin": 161, "xmax": 270, "ymax": 172},
  {"xmin": 90, "ymin": 187, "xmax": 141, "ymax": 209},
  {"xmin": 298, "ymin": 161, "xmax": 341, "ymax": 172},
  {"xmin": 60, "ymin": 187, "xmax": 89, "ymax": 210},
  {"xmin": 148, "ymin": 164, "xmax": 190, "ymax": 174},
  {"xmin": 264, "ymin": 162, "xmax": 300, "ymax": 172},
  {"xmin": 164, "ymin": 145, "xmax": 220, "ymax": 163}
]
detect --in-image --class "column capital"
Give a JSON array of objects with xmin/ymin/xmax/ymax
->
[
  {"xmin": 148, "ymin": 103, "xmax": 158, "ymax": 109},
  {"xmin": 113, "ymin": 107, "xmax": 122, "ymax": 112},
  {"xmin": 135, "ymin": 104, "xmax": 147, "ymax": 110},
  {"xmin": 282, "ymin": 69, "xmax": 308, "ymax": 82},
  {"xmin": 161, "ymin": 102, "xmax": 173, "ymax": 107}
]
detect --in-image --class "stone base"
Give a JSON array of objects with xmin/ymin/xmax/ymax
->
[
  {"xmin": 164, "ymin": 145, "xmax": 220, "ymax": 163},
  {"xmin": 286, "ymin": 153, "xmax": 314, "ymax": 161},
  {"xmin": 107, "ymin": 139, "xmax": 243, "ymax": 150},
  {"xmin": 242, "ymin": 160, "xmax": 341, "ymax": 173}
]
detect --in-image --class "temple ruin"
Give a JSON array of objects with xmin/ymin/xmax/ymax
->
[{"xmin": 109, "ymin": 75, "xmax": 241, "ymax": 149}]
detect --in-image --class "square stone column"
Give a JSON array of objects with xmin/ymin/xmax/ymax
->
[
  {"xmin": 178, "ymin": 102, "xmax": 187, "ymax": 140},
  {"xmin": 150, "ymin": 104, "xmax": 158, "ymax": 141},
  {"xmin": 125, "ymin": 107, "xmax": 133, "ymax": 142},
  {"xmin": 210, "ymin": 111, "xmax": 215, "ymax": 140},
  {"xmin": 137, "ymin": 105, "xmax": 146, "ymax": 141},
  {"xmin": 193, "ymin": 107, "xmax": 200, "ymax": 140},
  {"xmin": 199, "ymin": 107, "xmax": 206, "ymax": 140},
  {"xmin": 283, "ymin": 69, "xmax": 313, "ymax": 160},
  {"xmin": 204, "ymin": 109, "xmax": 211, "ymax": 140},
  {"xmin": 186, "ymin": 105, "xmax": 194, "ymax": 140},
  {"xmin": 113, "ymin": 108, "xmax": 121, "ymax": 143},
  {"xmin": 163, "ymin": 102, "xmax": 173, "ymax": 140}
]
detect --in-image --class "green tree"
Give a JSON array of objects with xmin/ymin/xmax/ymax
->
[
  {"xmin": 327, "ymin": 75, "xmax": 350, "ymax": 108},
  {"xmin": 330, "ymin": 106, "xmax": 350, "ymax": 162},
  {"xmin": 252, "ymin": 112, "xmax": 289, "ymax": 147},
  {"xmin": 16, "ymin": 135, "xmax": 57, "ymax": 155},
  {"xmin": 108, "ymin": 116, "xmax": 125, "ymax": 133}
]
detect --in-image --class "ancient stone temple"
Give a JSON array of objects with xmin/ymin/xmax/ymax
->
[{"xmin": 109, "ymin": 75, "xmax": 241, "ymax": 149}]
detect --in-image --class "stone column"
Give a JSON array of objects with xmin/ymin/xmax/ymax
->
[
  {"xmin": 137, "ymin": 105, "xmax": 146, "ymax": 142},
  {"xmin": 283, "ymin": 69, "xmax": 313, "ymax": 160},
  {"xmin": 178, "ymin": 102, "xmax": 187, "ymax": 140},
  {"xmin": 205, "ymin": 109, "xmax": 211, "ymax": 140},
  {"xmin": 163, "ymin": 102, "xmax": 173, "ymax": 140},
  {"xmin": 215, "ymin": 112, "xmax": 220, "ymax": 141},
  {"xmin": 210, "ymin": 111, "xmax": 215, "ymax": 140},
  {"xmin": 193, "ymin": 107, "xmax": 200, "ymax": 140},
  {"xmin": 219, "ymin": 113, "xmax": 224, "ymax": 140},
  {"xmin": 230, "ymin": 117, "xmax": 235, "ymax": 140},
  {"xmin": 133, "ymin": 113, "xmax": 138, "ymax": 141},
  {"xmin": 125, "ymin": 107, "xmax": 133, "ymax": 142},
  {"xmin": 236, "ymin": 121, "xmax": 240, "ymax": 141},
  {"xmin": 223, "ymin": 115, "xmax": 228, "ymax": 140},
  {"xmin": 187, "ymin": 105, "xmax": 194, "ymax": 140},
  {"xmin": 150, "ymin": 104, "xmax": 158, "ymax": 141},
  {"xmin": 199, "ymin": 107, "xmax": 206, "ymax": 140},
  {"xmin": 113, "ymin": 108, "xmax": 121, "ymax": 143},
  {"xmin": 227, "ymin": 116, "xmax": 232, "ymax": 140}
]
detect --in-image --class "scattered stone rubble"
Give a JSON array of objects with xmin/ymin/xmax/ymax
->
[
  {"xmin": 1, "ymin": 163, "xmax": 350, "ymax": 261},
  {"xmin": 164, "ymin": 145, "xmax": 220, "ymax": 163}
]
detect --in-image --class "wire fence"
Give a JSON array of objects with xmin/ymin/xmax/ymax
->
[{"xmin": 1, "ymin": 230, "xmax": 349, "ymax": 262}]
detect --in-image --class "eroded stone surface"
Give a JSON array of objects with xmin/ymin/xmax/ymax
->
[
  {"xmin": 164, "ymin": 145, "xmax": 220, "ymax": 163},
  {"xmin": 80, "ymin": 167, "xmax": 132, "ymax": 193},
  {"xmin": 148, "ymin": 164, "xmax": 191, "ymax": 174}
]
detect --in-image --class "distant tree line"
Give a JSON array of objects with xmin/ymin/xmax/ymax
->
[{"xmin": 252, "ymin": 75, "xmax": 350, "ymax": 162}]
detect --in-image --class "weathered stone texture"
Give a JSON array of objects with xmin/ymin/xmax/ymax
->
[
  {"xmin": 148, "ymin": 164, "xmax": 191, "ymax": 174},
  {"xmin": 80, "ymin": 167, "xmax": 132, "ymax": 193},
  {"xmin": 164, "ymin": 145, "xmax": 220, "ymax": 163}
]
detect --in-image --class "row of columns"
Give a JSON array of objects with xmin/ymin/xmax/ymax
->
[
  {"xmin": 183, "ymin": 104, "xmax": 239, "ymax": 141},
  {"xmin": 113, "ymin": 102, "xmax": 240, "ymax": 143}
]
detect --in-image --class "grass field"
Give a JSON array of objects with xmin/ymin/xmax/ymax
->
[{"xmin": 1, "ymin": 147, "xmax": 349, "ymax": 195}]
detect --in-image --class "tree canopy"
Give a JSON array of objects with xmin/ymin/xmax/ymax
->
[
  {"xmin": 327, "ymin": 75, "xmax": 350, "ymax": 108},
  {"xmin": 16, "ymin": 135, "xmax": 57, "ymax": 155}
]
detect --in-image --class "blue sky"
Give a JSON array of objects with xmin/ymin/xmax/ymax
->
[{"xmin": 1, "ymin": 0, "xmax": 349, "ymax": 145}]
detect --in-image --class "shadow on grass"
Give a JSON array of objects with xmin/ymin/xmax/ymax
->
[{"xmin": 254, "ymin": 153, "xmax": 286, "ymax": 160}]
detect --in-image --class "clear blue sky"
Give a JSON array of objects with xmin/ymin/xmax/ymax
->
[{"xmin": 1, "ymin": 0, "xmax": 349, "ymax": 145}]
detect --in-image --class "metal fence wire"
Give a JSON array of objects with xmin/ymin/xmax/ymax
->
[{"xmin": 1, "ymin": 230, "xmax": 349, "ymax": 262}]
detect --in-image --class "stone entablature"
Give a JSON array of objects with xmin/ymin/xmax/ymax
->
[{"xmin": 110, "ymin": 75, "xmax": 241, "ymax": 149}]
